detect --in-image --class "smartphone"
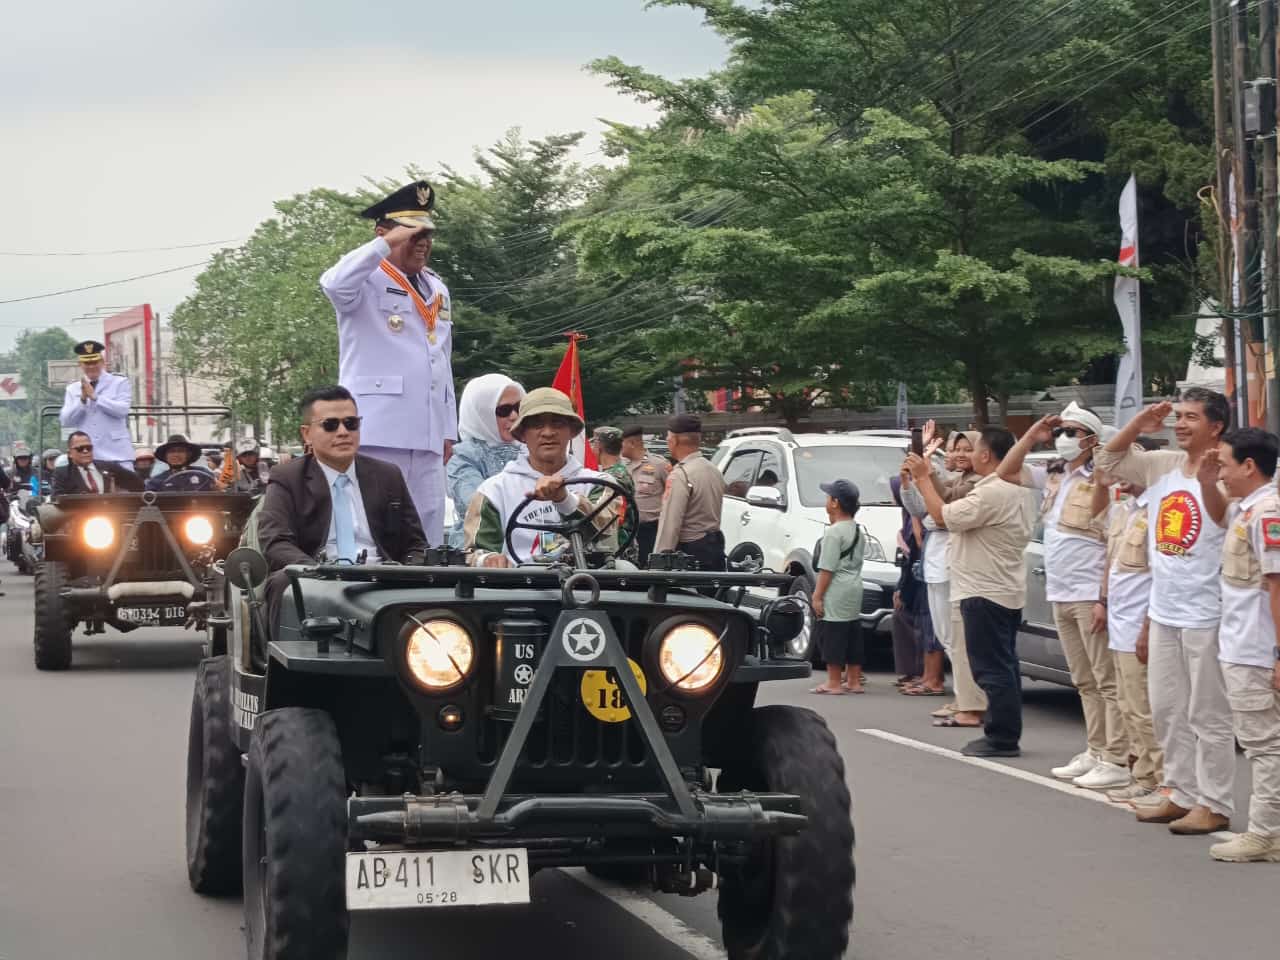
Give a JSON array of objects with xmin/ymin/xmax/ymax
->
[{"xmin": 910, "ymin": 427, "xmax": 924, "ymax": 456}]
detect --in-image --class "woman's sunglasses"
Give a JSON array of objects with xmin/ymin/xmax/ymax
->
[
  {"xmin": 312, "ymin": 416, "xmax": 362, "ymax": 433},
  {"xmin": 1052, "ymin": 426, "xmax": 1094, "ymax": 439},
  {"xmin": 495, "ymin": 403, "xmax": 520, "ymax": 418}
]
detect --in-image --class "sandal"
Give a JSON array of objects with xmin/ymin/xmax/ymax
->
[
  {"xmin": 932, "ymin": 715, "xmax": 982, "ymax": 728},
  {"xmin": 810, "ymin": 685, "xmax": 847, "ymax": 696},
  {"xmin": 903, "ymin": 686, "xmax": 948, "ymax": 697},
  {"xmin": 893, "ymin": 675, "xmax": 919, "ymax": 688},
  {"xmin": 931, "ymin": 703, "xmax": 959, "ymax": 718}
]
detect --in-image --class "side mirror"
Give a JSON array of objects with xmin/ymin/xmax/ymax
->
[
  {"xmin": 225, "ymin": 546, "xmax": 269, "ymax": 590},
  {"xmin": 745, "ymin": 485, "xmax": 784, "ymax": 508}
]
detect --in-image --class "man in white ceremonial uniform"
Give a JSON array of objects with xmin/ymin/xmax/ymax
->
[
  {"xmin": 320, "ymin": 181, "xmax": 457, "ymax": 545},
  {"xmin": 1209, "ymin": 428, "xmax": 1280, "ymax": 863},
  {"xmin": 59, "ymin": 340, "xmax": 134, "ymax": 468}
]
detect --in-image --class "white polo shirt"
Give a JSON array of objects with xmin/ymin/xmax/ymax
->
[{"xmin": 1029, "ymin": 463, "xmax": 1107, "ymax": 603}]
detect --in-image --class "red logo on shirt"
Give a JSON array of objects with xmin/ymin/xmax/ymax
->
[{"xmin": 1155, "ymin": 492, "xmax": 1202, "ymax": 557}]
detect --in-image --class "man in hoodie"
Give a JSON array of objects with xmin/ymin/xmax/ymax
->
[
  {"xmin": 464, "ymin": 388, "xmax": 621, "ymax": 568},
  {"xmin": 999, "ymin": 402, "xmax": 1132, "ymax": 792}
]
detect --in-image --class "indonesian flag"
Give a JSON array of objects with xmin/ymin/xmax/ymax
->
[
  {"xmin": 551, "ymin": 335, "xmax": 597, "ymax": 468},
  {"xmin": 1113, "ymin": 174, "xmax": 1143, "ymax": 427}
]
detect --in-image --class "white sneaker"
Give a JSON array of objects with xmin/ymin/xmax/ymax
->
[
  {"xmin": 1210, "ymin": 832, "xmax": 1280, "ymax": 863},
  {"xmin": 1050, "ymin": 751, "xmax": 1096, "ymax": 780},
  {"xmin": 1074, "ymin": 760, "xmax": 1132, "ymax": 790}
]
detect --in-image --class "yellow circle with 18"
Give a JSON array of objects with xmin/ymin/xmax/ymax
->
[{"xmin": 580, "ymin": 658, "xmax": 647, "ymax": 723}]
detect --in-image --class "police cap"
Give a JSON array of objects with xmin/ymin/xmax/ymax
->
[
  {"xmin": 667, "ymin": 413, "xmax": 702, "ymax": 434},
  {"xmin": 621, "ymin": 425, "xmax": 644, "ymax": 440},
  {"xmin": 74, "ymin": 340, "xmax": 106, "ymax": 364},
  {"xmin": 361, "ymin": 181, "xmax": 436, "ymax": 231}
]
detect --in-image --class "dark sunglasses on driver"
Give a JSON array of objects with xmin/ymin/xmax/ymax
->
[
  {"xmin": 313, "ymin": 416, "xmax": 363, "ymax": 433},
  {"xmin": 1052, "ymin": 426, "xmax": 1093, "ymax": 439}
]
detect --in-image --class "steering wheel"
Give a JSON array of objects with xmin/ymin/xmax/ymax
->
[
  {"xmin": 503, "ymin": 475, "xmax": 638, "ymax": 567},
  {"xmin": 151, "ymin": 468, "xmax": 218, "ymax": 493}
]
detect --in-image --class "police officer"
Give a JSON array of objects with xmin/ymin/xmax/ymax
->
[
  {"xmin": 320, "ymin": 180, "xmax": 457, "ymax": 545},
  {"xmin": 59, "ymin": 340, "xmax": 133, "ymax": 467},
  {"xmin": 620, "ymin": 425, "xmax": 669, "ymax": 567},
  {"xmin": 655, "ymin": 414, "xmax": 727, "ymax": 570},
  {"xmin": 1209, "ymin": 427, "xmax": 1280, "ymax": 861}
]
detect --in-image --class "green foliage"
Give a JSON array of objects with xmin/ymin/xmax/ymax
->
[{"xmin": 13, "ymin": 327, "xmax": 75, "ymax": 446}]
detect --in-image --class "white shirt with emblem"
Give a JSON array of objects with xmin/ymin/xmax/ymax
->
[
  {"xmin": 1144, "ymin": 467, "xmax": 1226, "ymax": 628},
  {"xmin": 1219, "ymin": 484, "xmax": 1280, "ymax": 668},
  {"xmin": 317, "ymin": 459, "xmax": 381, "ymax": 564},
  {"xmin": 1028, "ymin": 463, "xmax": 1107, "ymax": 603},
  {"xmin": 1106, "ymin": 497, "xmax": 1151, "ymax": 654}
]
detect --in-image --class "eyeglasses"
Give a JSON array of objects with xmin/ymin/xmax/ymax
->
[
  {"xmin": 311, "ymin": 416, "xmax": 362, "ymax": 433},
  {"xmin": 1052, "ymin": 427, "xmax": 1093, "ymax": 439},
  {"xmin": 495, "ymin": 403, "xmax": 520, "ymax": 418},
  {"xmin": 72, "ymin": 444, "xmax": 93, "ymax": 453}
]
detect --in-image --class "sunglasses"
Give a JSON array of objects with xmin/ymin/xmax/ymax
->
[
  {"xmin": 1052, "ymin": 427, "xmax": 1093, "ymax": 439},
  {"xmin": 72, "ymin": 444, "xmax": 93, "ymax": 453},
  {"xmin": 312, "ymin": 416, "xmax": 362, "ymax": 433},
  {"xmin": 495, "ymin": 403, "xmax": 520, "ymax": 418}
]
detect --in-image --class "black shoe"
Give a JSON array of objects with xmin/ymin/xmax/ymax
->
[{"xmin": 961, "ymin": 737, "xmax": 1020, "ymax": 758}]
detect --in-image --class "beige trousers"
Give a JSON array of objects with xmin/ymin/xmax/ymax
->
[
  {"xmin": 950, "ymin": 602, "xmax": 988, "ymax": 713},
  {"xmin": 1222, "ymin": 663, "xmax": 1280, "ymax": 837},
  {"xmin": 1054, "ymin": 600, "xmax": 1128, "ymax": 765},
  {"xmin": 1114, "ymin": 651, "xmax": 1163, "ymax": 788}
]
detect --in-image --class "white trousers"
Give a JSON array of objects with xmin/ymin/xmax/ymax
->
[
  {"xmin": 1148, "ymin": 621, "xmax": 1236, "ymax": 817},
  {"xmin": 927, "ymin": 580, "xmax": 952, "ymax": 653},
  {"xmin": 363, "ymin": 445, "xmax": 446, "ymax": 547}
]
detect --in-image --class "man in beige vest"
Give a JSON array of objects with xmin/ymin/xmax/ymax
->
[{"xmin": 999, "ymin": 403, "xmax": 1131, "ymax": 790}]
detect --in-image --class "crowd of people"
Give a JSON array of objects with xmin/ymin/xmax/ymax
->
[{"xmin": 807, "ymin": 390, "xmax": 1279, "ymax": 865}]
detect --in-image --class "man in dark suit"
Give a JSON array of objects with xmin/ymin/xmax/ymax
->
[
  {"xmin": 52, "ymin": 431, "xmax": 144, "ymax": 495},
  {"xmin": 257, "ymin": 385, "xmax": 427, "ymax": 634}
]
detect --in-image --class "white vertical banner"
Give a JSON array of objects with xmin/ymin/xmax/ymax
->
[{"xmin": 1113, "ymin": 174, "xmax": 1143, "ymax": 427}]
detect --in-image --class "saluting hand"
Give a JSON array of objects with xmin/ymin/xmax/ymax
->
[
  {"xmin": 382, "ymin": 224, "xmax": 425, "ymax": 250},
  {"xmin": 1027, "ymin": 414, "xmax": 1061, "ymax": 446},
  {"xmin": 1135, "ymin": 400, "xmax": 1174, "ymax": 434},
  {"xmin": 1196, "ymin": 447, "xmax": 1222, "ymax": 486}
]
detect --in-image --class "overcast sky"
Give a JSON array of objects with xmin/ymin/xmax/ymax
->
[{"xmin": 0, "ymin": 1, "xmax": 729, "ymax": 355}]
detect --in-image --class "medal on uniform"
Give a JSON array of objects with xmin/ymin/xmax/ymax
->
[
  {"xmin": 378, "ymin": 260, "xmax": 442, "ymax": 348},
  {"xmin": 388, "ymin": 314, "xmax": 404, "ymax": 332}
]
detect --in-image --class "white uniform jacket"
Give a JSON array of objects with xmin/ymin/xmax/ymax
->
[
  {"xmin": 320, "ymin": 237, "xmax": 458, "ymax": 453},
  {"xmin": 59, "ymin": 371, "xmax": 133, "ymax": 463}
]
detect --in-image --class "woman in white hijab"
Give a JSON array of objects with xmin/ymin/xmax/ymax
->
[{"xmin": 446, "ymin": 373, "xmax": 526, "ymax": 547}]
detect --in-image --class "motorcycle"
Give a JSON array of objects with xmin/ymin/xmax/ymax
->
[{"xmin": 6, "ymin": 489, "xmax": 41, "ymax": 575}]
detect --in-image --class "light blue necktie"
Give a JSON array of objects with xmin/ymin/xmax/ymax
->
[{"xmin": 332, "ymin": 474, "xmax": 357, "ymax": 562}]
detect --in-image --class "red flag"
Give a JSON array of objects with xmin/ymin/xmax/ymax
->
[{"xmin": 551, "ymin": 334, "xmax": 597, "ymax": 468}]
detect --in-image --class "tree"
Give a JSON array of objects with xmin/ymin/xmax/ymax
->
[{"xmin": 13, "ymin": 327, "xmax": 75, "ymax": 447}]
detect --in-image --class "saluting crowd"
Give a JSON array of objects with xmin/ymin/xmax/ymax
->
[{"xmin": 833, "ymin": 390, "xmax": 1280, "ymax": 865}]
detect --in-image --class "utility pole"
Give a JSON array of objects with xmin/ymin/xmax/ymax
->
[
  {"xmin": 1231, "ymin": 0, "xmax": 1261, "ymax": 424},
  {"xmin": 1213, "ymin": 0, "xmax": 1242, "ymax": 418},
  {"xmin": 1262, "ymin": 0, "xmax": 1280, "ymax": 432}
]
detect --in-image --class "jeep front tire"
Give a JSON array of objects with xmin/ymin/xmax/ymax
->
[
  {"xmin": 186, "ymin": 656, "xmax": 244, "ymax": 894},
  {"xmin": 243, "ymin": 708, "xmax": 348, "ymax": 960},
  {"xmin": 717, "ymin": 705, "xmax": 855, "ymax": 960},
  {"xmin": 33, "ymin": 561, "xmax": 73, "ymax": 670}
]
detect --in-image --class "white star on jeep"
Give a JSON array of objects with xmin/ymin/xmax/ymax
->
[{"xmin": 569, "ymin": 625, "xmax": 600, "ymax": 654}]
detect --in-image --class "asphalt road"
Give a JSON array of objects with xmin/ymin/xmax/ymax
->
[{"xmin": 0, "ymin": 564, "xmax": 1274, "ymax": 960}]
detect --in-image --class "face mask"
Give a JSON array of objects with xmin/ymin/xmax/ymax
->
[{"xmin": 1055, "ymin": 435, "xmax": 1083, "ymax": 461}]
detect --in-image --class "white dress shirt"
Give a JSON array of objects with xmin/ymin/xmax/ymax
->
[
  {"xmin": 78, "ymin": 463, "xmax": 104, "ymax": 493},
  {"xmin": 317, "ymin": 459, "xmax": 380, "ymax": 563}
]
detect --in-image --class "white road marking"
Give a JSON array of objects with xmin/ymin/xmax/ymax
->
[
  {"xmin": 562, "ymin": 868, "xmax": 727, "ymax": 960},
  {"xmin": 857, "ymin": 728, "xmax": 1130, "ymax": 812}
]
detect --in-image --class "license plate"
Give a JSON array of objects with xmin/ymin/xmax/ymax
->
[
  {"xmin": 345, "ymin": 848, "xmax": 530, "ymax": 910},
  {"xmin": 116, "ymin": 604, "xmax": 187, "ymax": 626}
]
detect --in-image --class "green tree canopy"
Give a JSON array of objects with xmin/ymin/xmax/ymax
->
[{"xmin": 13, "ymin": 327, "xmax": 75, "ymax": 447}]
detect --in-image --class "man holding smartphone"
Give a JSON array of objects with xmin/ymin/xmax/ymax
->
[{"xmin": 58, "ymin": 340, "xmax": 134, "ymax": 469}]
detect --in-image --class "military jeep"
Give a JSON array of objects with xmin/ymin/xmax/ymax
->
[
  {"xmin": 185, "ymin": 477, "xmax": 855, "ymax": 960},
  {"xmin": 32, "ymin": 405, "xmax": 258, "ymax": 670}
]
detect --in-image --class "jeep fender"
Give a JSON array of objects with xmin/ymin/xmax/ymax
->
[{"xmin": 782, "ymin": 549, "xmax": 814, "ymax": 585}]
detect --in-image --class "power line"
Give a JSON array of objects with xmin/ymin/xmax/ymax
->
[
  {"xmin": 0, "ymin": 260, "xmax": 211, "ymax": 307},
  {"xmin": 0, "ymin": 239, "xmax": 240, "ymax": 257}
]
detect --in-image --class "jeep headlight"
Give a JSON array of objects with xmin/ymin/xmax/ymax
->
[
  {"xmin": 184, "ymin": 515, "xmax": 214, "ymax": 545},
  {"xmin": 405, "ymin": 617, "xmax": 474, "ymax": 691},
  {"xmin": 658, "ymin": 622, "xmax": 723, "ymax": 692},
  {"xmin": 83, "ymin": 516, "xmax": 114, "ymax": 550},
  {"xmin": 863, "ymin": 533, "xmax": 886, "ymax": 562}
]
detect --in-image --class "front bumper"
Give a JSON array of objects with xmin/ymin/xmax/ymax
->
[{"xmin": 349, "ymin": 790, "xmax": 806, "ymax": 846}]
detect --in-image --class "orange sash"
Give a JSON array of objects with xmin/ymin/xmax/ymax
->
[{"xmin": 378, "ymin": 260, "xmax": 442, "ymax": 343}]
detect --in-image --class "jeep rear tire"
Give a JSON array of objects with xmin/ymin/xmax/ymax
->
[
  {"xmin": 33, "ymin": 561, "xmax": 73, "ymax": 670},
  {"xmin": 717, "ymin": 705, "xmax": 854, "ymax": 960},
  {"xmin": 243, "ymin": 708, "xmax": 348, "ymax": 960},
  {"xmin": 186, "ymin": 656, "xmax": 244, "ymax": 895}
]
